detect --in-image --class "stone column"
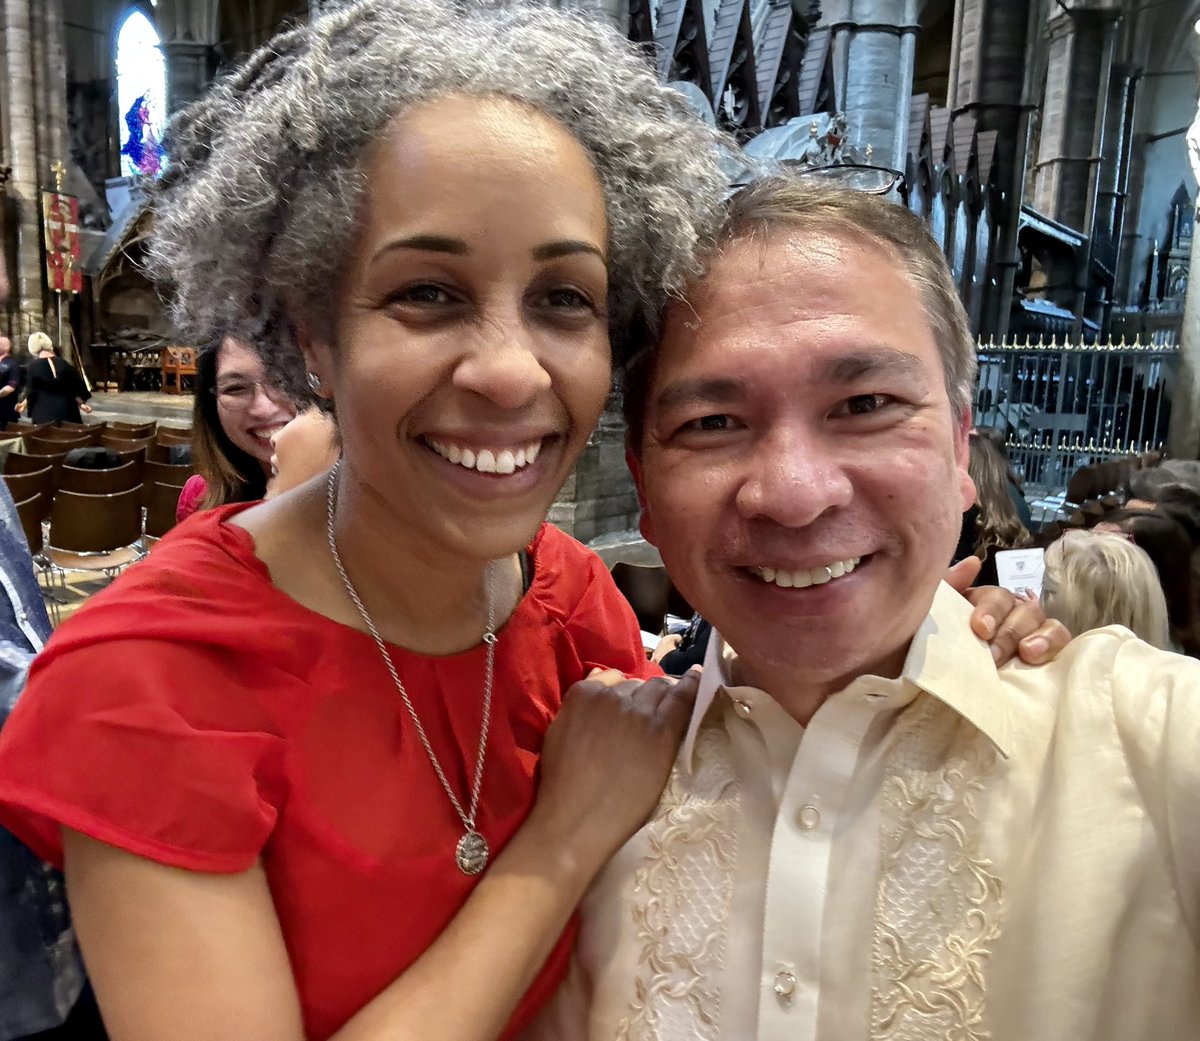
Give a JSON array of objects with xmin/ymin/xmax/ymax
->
[
  {"xmin": 1030, "ymin": 7, "xmax": 1119, "ymax": 232},
  {"xmin": 947, "ymin": 0, "xmax": 1042, "ymax": 338},
  {"xmin": 822, "ymin": 0, "xmax": 920, "ymax": 175},
  {"xmin": 1, "ymin": 0, "xmax": 46, "ymax": 322},
  {"xmin": 1168, "ymin": 57, "xmax": 1200, "ymax": 460},
  {"xmin": 163, "ymin": 40, "xmax": 216, "ymax": 115},
  {"xmin": 157, "ymin": 0, "xmax": 219, "ymax": 117},
  {"xmin": 1168, "ymin": 222, "xmax": 1200, "ymax": 458}
]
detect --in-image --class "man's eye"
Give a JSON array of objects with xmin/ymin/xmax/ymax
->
[
  {"xmin": 842, "ymin": 394, "xmax": 890, "ymax": 415},
  {"xmin": 683, "ymin": 414, "xmax": 733, "ymax": 432}
]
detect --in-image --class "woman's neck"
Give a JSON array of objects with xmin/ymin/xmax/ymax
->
[{"xmin": 244, "ymin": 469, "xmax": 525, "ymax": 656}]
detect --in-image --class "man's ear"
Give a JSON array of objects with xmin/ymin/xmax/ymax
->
[
  {"xmin": 956, "ymin": 408, "xmax": 976, "ymax": 512},
  {"xmin": 625, "ymin": 446, "xmax": 658, "ymax": 547}
]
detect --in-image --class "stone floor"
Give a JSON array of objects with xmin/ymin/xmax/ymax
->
[{"xmin": 88, "ymin": 389, "xmax": 194, "ymax": 427}]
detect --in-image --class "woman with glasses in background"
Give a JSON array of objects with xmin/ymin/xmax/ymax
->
[{"xmin": 176, "ymin": 336, "xmax": 298, "ymax": 522}]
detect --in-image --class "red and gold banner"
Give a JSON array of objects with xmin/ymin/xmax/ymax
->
[{"xmin": 42, "ymin": 191, "xmax": 83, "ymax": 295}]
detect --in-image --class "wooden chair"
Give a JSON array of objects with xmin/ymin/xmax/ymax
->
[
  {"xmin": 58, "ymin": 460, "xmax": 142, "ymax": 496},
  {"xmin": 4, "ymin": 451, "xmax": 64, "ymax": 478},
  {"xmin": 145, "ymin": 481, "xmax": 187, "ymax": 539},
  {"xmin": 40, "ymin": 425, "xmax": 100, "ymax": 445},
  {"xmin": 156, "ymin": 428, "xmax": 193, "ymax": 447},
  {"xmin": 110, "ymin": 421, "xmax": 155, "ymax": 439},
  {"xmin": 142, "ymin": 461, "xmax": 194, "ymax": 505},
  {"xmin": 56, "ymin": 421, "xmax": 106, "ymax": 442},
  {"xmin": 110, "ymin": 444, "xmax": 148, "ymax": 469},
  {"xmin": 47, "ymin": 486, "xmax": 145, "ymax": 578},
  {"xmin": 13, "ymin": 492, "xmax": 62, "ymax": 623},
  {"xmin": 25, "ymin": 433, "xmax": 87, "ymax": 455},
  {"xmin": 160, "ymin": 346, "xmax": 198, "ymax": 395},
  {"xmin": 14, "ymin": 491, "xmax": 43, "ymax": 552},
  {"xmin": 610, "ymin": 562, "xmax": 673, "ymax": 636},
  {"xmin": 3, "ymin": 468, "xmax": 54, "ymax": 520},
  {"xmin": 146, "ymin": 442, "xmax": 179, "ymax": 463},
  {"xmin": 100, "ymin": 433, "xmax": 152, "ymax": 453}
]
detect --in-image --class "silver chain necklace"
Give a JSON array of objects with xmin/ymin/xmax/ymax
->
[{"xmin": 325, "ymin": 463, "xmax": 496, "ymax": 875}]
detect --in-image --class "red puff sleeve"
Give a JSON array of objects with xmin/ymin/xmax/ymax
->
[
  {"xmin": 0, "ymin": 514, "xmax": 290, "ymax": 872},
  {"xmin": 529, "ymin": 525, "xmax": 661, "ymax": 683}
]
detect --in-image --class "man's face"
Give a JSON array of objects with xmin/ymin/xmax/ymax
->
[{"xmin": 631, "ymin": 228, "xmax": 974, "ymax": 698}]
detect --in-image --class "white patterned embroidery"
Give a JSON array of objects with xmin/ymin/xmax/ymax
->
[
  {"xmin": 617, "ymin": 720, "xmax": 741, "ymax": 1041},
  {"xmin": 870, "ymin": 695, "xmax": 1004, "ymax": 1041}
]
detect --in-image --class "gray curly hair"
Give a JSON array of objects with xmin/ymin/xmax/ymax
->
[{"xmin": 149, "ymin": 0, "xmax": 731, "ymax": 393}]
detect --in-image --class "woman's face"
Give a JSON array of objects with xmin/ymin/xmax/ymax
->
[
  {"xmin": 214, "ymin": 338, "xmax": 297, "ymax": 467},
  {"xmin": 306, "ymin": 94, "xmax": 612, "ymax": 563},
  {"xmin": 266, "ymin": 407, "xmax": 339, "ymax": 499}
]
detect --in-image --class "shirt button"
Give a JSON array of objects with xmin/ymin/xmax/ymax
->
[
  {"xmin": 732, "ymin": 698, "xmax": 752, "ymax": 719},
  {"xmin": 773, "ymin": 970, "xmax": 797, "ymax": 1000},
  {"xmin": 797, "ymin": 805, "xmax": 821, "ymax": 830}
]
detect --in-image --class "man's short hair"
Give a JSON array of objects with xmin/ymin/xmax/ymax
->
[{"xmin": 623, "ymin": 175, "xmax": 978, "ymax": 448}]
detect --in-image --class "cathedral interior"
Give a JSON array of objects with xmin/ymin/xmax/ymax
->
[{"xmin": 2, "ymin": 0, "xmax": 1199, "ymax": 385}]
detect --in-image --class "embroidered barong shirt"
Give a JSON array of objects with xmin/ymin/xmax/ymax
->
[{"xmin": 529, "ymin": 582, "xmax": 1200, "ymax": 1041}]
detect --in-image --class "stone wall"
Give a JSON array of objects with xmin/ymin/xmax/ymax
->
[{"xmin": 547, "ymin": 400, "xmax": 640, "ymax": 544}]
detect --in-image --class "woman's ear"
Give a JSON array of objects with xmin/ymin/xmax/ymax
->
[{"xmin": 295, "ymin": 323, "xmax": 334, "ymax": 400}]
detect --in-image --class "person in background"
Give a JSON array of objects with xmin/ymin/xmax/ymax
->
[
  {"xmin": 264, "ymin": 405, "xmax": 339, "ymax": 500},
  {"xmin": 955, "ymin": 431, "xmax": 1032, "ymax": 584},
  {"xmin": 1041, "ymin": 529, "xmax": 1172, "ymax": 649},
  {"xmin": 1095, "ymin": 507, "xmax": 1200, "ymax": 656},
  {"xmin": 972, "ymin": 424, "xmax": 1031, "ymax": 528},
  {"xmin": 0, "ymin": 336, "xmax": 20, "ymax": 429},
  {"xmin": 22, "ymin": 333, "xmax": 91, "ymax": 425},
  {"xmin": 176, "ymin": 335, "xmax": 297, "ymax": 522}
]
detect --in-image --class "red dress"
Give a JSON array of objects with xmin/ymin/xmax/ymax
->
[{"xmin": 0, "ymin": 506, "xmax": 655, "ymax": 1040}]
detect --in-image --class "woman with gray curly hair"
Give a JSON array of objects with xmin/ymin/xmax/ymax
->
[{"xmin": 0, "ymin": 2, "xmax": 726, "ymax": 1040}]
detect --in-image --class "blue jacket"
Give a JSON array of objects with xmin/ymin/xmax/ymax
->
[{"xmin": 0, "ymin": 482, "xmax": 84, "ymax": 1039}]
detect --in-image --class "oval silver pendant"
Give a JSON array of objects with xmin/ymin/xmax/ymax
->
[{"xmin": 456, "ymin": 830, "xmax": 489, "ymax": 875}]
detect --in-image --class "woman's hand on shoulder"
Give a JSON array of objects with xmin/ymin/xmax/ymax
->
[{"xmin": 527, "ymin": 667, "xmax": 700, "ymax": 876}]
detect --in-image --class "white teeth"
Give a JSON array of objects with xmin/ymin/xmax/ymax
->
[
  {"xmin": 427, "ymin": 438, "xmax": 545, "ymax": 475},
  {"xmin": 751, "ymin": 557, "xmax": 861, "ymax": 590}
]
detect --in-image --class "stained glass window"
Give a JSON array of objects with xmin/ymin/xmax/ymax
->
[{"xmin": 115, "ymin": 9, "xmax": 167, "ymax": 178}]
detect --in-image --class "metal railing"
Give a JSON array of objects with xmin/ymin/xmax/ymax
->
[{"xmin": 973, "ymin": 335, "xmax": 1177, "ymax": 502}]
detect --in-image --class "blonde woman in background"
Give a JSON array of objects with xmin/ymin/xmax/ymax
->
[
  {"xmin": 22, "ymin": 332, "xmax": 92, "ymax": 424},
  {"xmin": 1042, "ymin": 529, "xmax": 1172, "ymax": 649}
]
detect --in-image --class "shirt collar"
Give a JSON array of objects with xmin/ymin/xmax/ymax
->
[{"xmin": 678, "ymin": 580, "xmax": 1012, "ymax": 768}]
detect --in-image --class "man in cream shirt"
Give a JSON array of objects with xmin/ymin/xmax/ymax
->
[{"xmin": 529, "ymin": 178, "xmax": 1200, "ymax": 1040}]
